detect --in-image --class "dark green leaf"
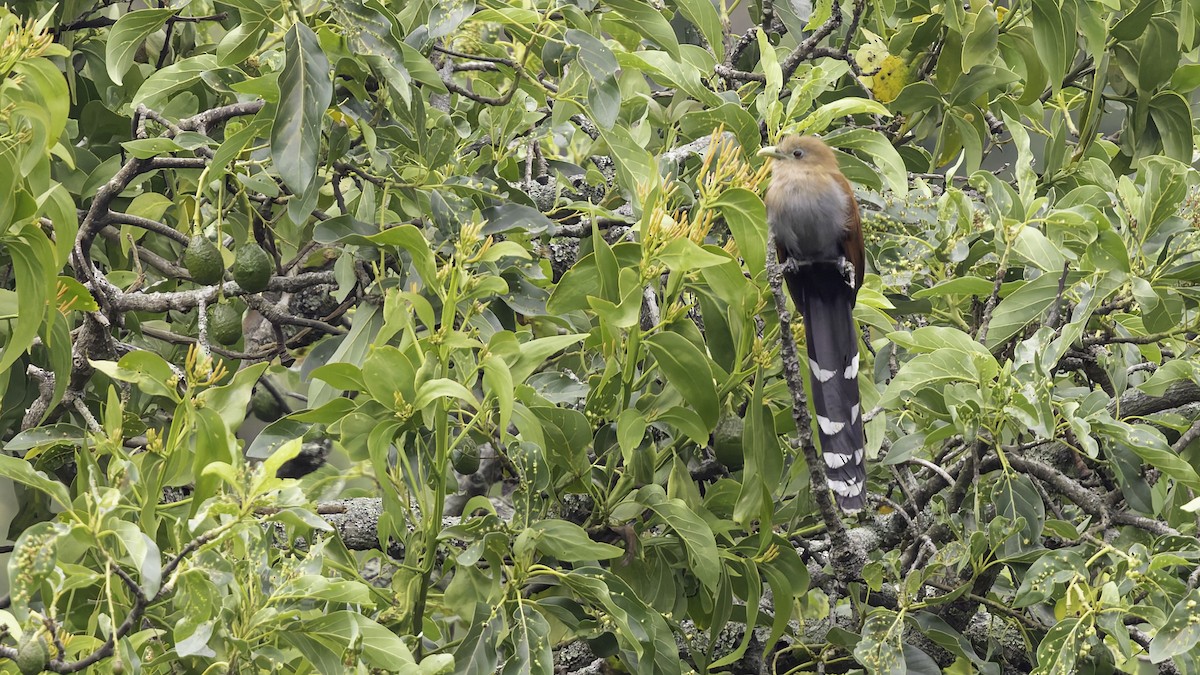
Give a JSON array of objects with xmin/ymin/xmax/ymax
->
[
  {"xmin": 272, "ymin": 23, "xmax": 332, "ymax": 195},
  {"xmin": 671, "ymin": 0, "xmax": 725, "ymax": 60},
  {"xmin": 645, "ymin": 331, "xmax": 719, "ymax": 431},
  {"xmin": 1150, "ymin": 588, "xmax": 1200, "ymax": 662},
  {"xmin": 106, "ymin": 9, "xmax": 175, "ymax": 84}
]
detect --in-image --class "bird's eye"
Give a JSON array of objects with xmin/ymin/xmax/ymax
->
[{"xmin": 792, "ymin": 148, "xmax": 805, "ymax": 159}]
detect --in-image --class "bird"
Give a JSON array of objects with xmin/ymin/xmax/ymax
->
[{"xmin": 758, "ymin": 135, "xmax": 867, "ymax": 512}]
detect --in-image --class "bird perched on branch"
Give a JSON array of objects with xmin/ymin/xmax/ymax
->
[{"xmin": 759, "ymin": 135, "xmax": 866, "ymax": 512}]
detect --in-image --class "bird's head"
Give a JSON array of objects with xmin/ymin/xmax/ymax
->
[{"xmin": 758, "ymin": 135, "xmax": 839, "ymax": 171}]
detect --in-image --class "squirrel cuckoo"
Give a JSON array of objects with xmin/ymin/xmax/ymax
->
[{"xmin": 759, "ymin": 135, "xmax": 867, "ymax": 512}]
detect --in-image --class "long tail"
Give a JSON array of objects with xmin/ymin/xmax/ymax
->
[{"xmin": 783, "ymin": 262, "xmax": 866, "ymax": 512}]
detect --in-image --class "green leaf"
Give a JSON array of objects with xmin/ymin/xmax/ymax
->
[
  {"xmin": 217, "ymin": 21, "xmax": 267, "ymax": 66},
  {"xmin": 1150, "ymin": 588, "xmax": 1200, "ymax": 662},
  {"xmin": 798, "ymin": 97, "xmax": 891, "ymax": 135},
  {"xmin": 195, "ymin": 362, "xmax": 268, "ymax": 431},
  {"xmin": 502, "ymin": 605, "xmax": 553, "ymax": 675},
  {"xmin": 912, "ymin": 612, "xmax": 1000, "ymax": 675},
  {"xmin": 39, "ymin": 185, "xmax": 79, "ymax": 268},
  {"xmin": 0, "ymin": 455, "xmax": 71, "ymax": 508},
  {"xmin": 948, "ymin": 64, "xmax": 1019, "ymax": 106},
  {"xmin": 655, "ymin": 238, "xmax": 730, "ymax": 272},
  {"xmin": 1138, "ymin": 18, "xmax": 1179, "ymax": 92},
  {"xmin": 482, "ymin": 354, "xmax": 513, "ymax": 435},
  {"xmin": 309, "ymin": 362, "xmax": 367, "ymax": 393},
  {"xmin": 1013, "ymin": 549, "xmax": 1087, "ymax": 607},
  {"xmin": 672, "ymin": 0, "xmax": 725, "ymax": 60},
  {"xmin": 985, "ymin": 272, "xmax": 1082, "ymax": 348},
  {"xmin": 131, "ymin": 55, "xmax": 221, "ymax": 111},
  {"xmin": 0, "ymin": 223, "xmax": 54, "ymax": 376},
  {"xmin": 509, "ymin": 334, "xmax": 587, "ymax": 384},
  {"xmin": 298, "ymin": 612, "xmax": 418, "ymax": 669},
  {"xmin": 5, "ymin": 424, "xmax": 84, "ymax": 454},
  {"xmin": 1111, "ymin": 0, "xmax": 1162, "ymax": 40},
  {"xmin": 272, "ymin": 23, "xmax": 332, "ymax": 195},
  {"xmin": 825, "ymin": 128, "xmax": 908, "ymax": 196},
  {"xmin": 962, "ymin": 6, "xmax": 999, "ymax": 72},
  {"xmin": 8, "ymin": 521, "xmax": 67, "ymax": 621},
  {"xmin": 400, "ymin": 42, "xmax": 448, "ymax": 93},
  {"xmin": 645, "ymin": 331, "xmax": 719, "ymax": 431},
  {"xmin": 854, "ymin": 609, "xmax": 906, "ymax": 675},
  {"xmin": 757, "ymin": 28, "xmax": 782, "ymax": 104},
  {"xmin": 254, "ymin": 438, "xmax": 312, "ymax": 495},
  {"xmin": 606, "ymin": 0, "xmax": 680, "ymax": 58},
  {"xmin": 1169, "ymin": 63, "xmax": 1200, "ymax": 92},
  {"xmin": 209, "ymin": 116, "xmax": 269, "ymax": 182},
  {"xmin": 520, "ymin": 521, "xmax": 624, "ymax": 562},
  {"xmin": 1150, "ymin": 91, "xmax": 1194, "ymax": 162},
  {"xmin": 246, "ymin": 417, "xmax": 313, "ymax": 460},
  {"xmin": 597, "ymin": 124, "xmax": 658, "ymax": 198},
  {"xmin": 638, "ymin": 486, "xmax": 721, "ymax": 590},
  {"xmin": 106, "ymin": 8, "xmax": 175, "ymax": 85},
  {"xmin": 1033, "ymin": 617, "xmax": 1086, "ymax": 675},
  {"xmin": 1101, "ymin": 421, "xmax": 1200, "ymax": 491},
  {"xmin": 735, "ymin": 370, "xmax": 781, "ymax": 525},
  {"xmin": 481, "ymin": 203, "xmax": 556, "ymax": 236},
  {"xmin": 1137, "ymin": 155, "xmax": 1189, "ymax": 232},
  {"xmin": 616, "ymin": 408, "xmax": 648, "ymax": 461},
  {"xmin": 995, "ymin": 473, "xmax": 1045, "ymax": 558},
  {"xmin": 90, "ymin": 351, "xmax": 180, "ymax": 402},
  {"xmin": 414, "ymin": 378, "xmax": 478, "ymax": 409},
  {"xmin": 1012, "ymin": 226, "xmax": 1069, "ymax": 272},
  {"xmin": 913, "ymin": 276, "xmax": 996, "ymax": 298},
  {"xmin": 428, "ymin": 0, "xmax": 476, "ymax": 38},
  {"xmin": 881, "ymin": 346, "xmax": 998, "ymax": 406},
  {"xmin": 110, "ymin": 520, "xmax": 161, "ymax": 598},
  {"xmin": 193, "ymin": 406, "xmax": 234, "ymax": 507},
  {"xmin": 275, "ymin": 574, "xmax": 371, "ymax": 604},
  {"xmin": 657, "ymin": 405, "xmax": 711, "ymax": 444},
  {"xmin": 1138, "ymin": 360, "xmax": 1200, "ymax": 398},
  {"xmin": 565, "ymin": 29, "xmax": 617, "ymax": 80},
  {"xmin": 711, "ymin": 188, "xmax": 767, "ymax": 277},
  {"xmin": 620, "ymin": 51, "xmax": 722, "ymax": 107},
  {"xmin": 12, "ymin": 57, "xmax": 69, "ymax": 151},
  {"xmin": 1031, "ymin": 0, "xmax": 1072, "ymax": 92}
]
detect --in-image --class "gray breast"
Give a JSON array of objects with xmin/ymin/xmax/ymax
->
[{"xmin": 767, "ymin": 173, "xmax": 850, "ymax": 261}]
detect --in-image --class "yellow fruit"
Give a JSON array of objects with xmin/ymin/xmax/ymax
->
[{"xmin": 184, "ymin": 235, "xmax": 224, "ymax": 285}]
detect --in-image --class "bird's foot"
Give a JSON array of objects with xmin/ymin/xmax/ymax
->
[
  {"xmin": 781, "ymin": 258, "xmax": 808, "ymax": 274},
  {"xmin": 838, "ymin": 256, "xmax": 855, "ymax": 286}
]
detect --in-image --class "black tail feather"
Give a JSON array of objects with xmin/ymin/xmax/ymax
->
[{"xmin": 783, "ymin": 262, "xmax": 866, "ymax": 512}]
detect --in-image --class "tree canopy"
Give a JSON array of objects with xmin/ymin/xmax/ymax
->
[{"xmin": 2, "ymin": 0, "xmax": 1200, "ymax": 672}]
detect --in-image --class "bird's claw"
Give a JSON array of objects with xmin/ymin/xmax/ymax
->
[
  {"xmin": 781, "ymin": 258, "xmax": 805, "ymax": 274},
  {"xmin": 838, "ymin": 257, "xmax": 855, "ymax": 286}
]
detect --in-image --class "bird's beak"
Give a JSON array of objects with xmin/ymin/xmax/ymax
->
[{"xmin": 758, "ymin": 145, "xmax": 784, "ymax": 160}]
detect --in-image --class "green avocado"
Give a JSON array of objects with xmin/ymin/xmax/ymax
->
[
  {"xmin": 184, "ymin": 235, "xmax": 224, "ymax": 285},
  {"xmin": 451, "ymin": 445, "xmax": 480, "ymax": 474},
  {"xmin": 712, "ymin": 416, "xmax": 745, "ymax": 470},
  {"xmin": 208, "ymin": 302, "xmax": 243, "ymax": 346},
  {"xmin": 232, "ymin": 242, "xmax": 272, "ymax": 293},
  {"xmin": 15, "ymin": 631, "xmax": 47, "ymax": 675},
  {"xmin": 251, "ymin": 386, "xmax": 283, "ymax": 421}
]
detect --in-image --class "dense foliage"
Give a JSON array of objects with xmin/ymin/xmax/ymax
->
[{"xmin": 3, "ymin": 0, "xmax": 1200, "ymax": 672}]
